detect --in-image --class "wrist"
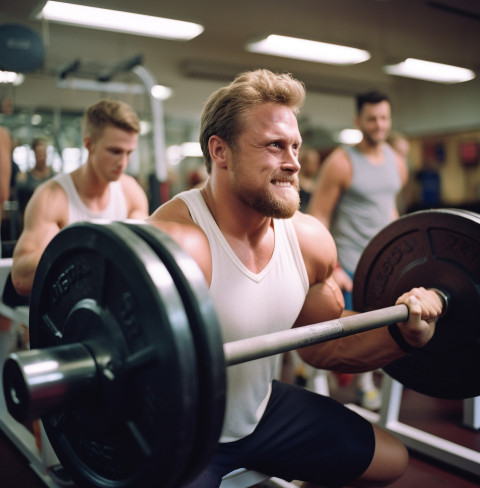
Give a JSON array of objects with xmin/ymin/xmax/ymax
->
[
  {"xmin": 429, "ymin": 288, "xmax": 449, "ymax": 319},
  {"xmin": 388, "ymin": 323, "xmax": 419, "ymax": 353}
]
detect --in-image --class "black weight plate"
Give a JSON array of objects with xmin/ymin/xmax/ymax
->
[
  {"xmin": 120, "ymin": 221, "xmax": 226, "ymax": 486},
  {"xmin": 29, "ymin": 222, "xmax": 198, "ymax": 488},
  {"xmin": 353, "ymin": 209, "xmax": 480, "ymax": 399}
]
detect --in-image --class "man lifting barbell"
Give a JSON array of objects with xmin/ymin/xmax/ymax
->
[
  {"xmin": 3, "ymin": 69, "xmax": 461, "ymax": 488},
  {"xmin": 146, "ymin": 69, "xmax": 443, "ymax": 488}
]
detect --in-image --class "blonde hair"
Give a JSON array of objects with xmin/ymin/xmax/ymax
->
[
  {"xmin": 200, "ymin": 69, "xmax": 305, "ymax": 173},
  {"xmin": 82, "ymin": 99, "xmax": 140, "ymax": 141}
]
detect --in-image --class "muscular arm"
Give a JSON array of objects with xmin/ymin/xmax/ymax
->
[
  {"xmin": 393, "ymin": 150, "xmax": 409, "ymax": 219},
  {"xmin": 121, "ymin": 174, "xmax": 149, "ymax": 219},
  {"xmin": 292, "ymin": 211, "xmax": 442, "ymax": 372},
  {"xmin": 148, "ymin": 197, "xmax": 213, "ymax": 285},
  {"xmin": 0, "ymin": 127, "xmax": 12, "ymax": 205},
  {"xmin": 12, "ymin": 182, "xmax": 67, "ymax": 295},
  {"xmin": 307, "ymin": 147, "xmax": 351, "ymax": 227}
]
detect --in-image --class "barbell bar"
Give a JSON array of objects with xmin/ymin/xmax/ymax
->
[
  {"xmin": 2, "ymin": 208, "xmax": 480, "ymax": 488},
  {"xmin": 4, "ymin": 303, "xmax": 411, "ymax": 422},
  {"xmin": 224, "ymin": 304, "xmax": 409, "ymax": 366}
]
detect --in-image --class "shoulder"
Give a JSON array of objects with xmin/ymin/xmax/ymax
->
[
  {"xmin": 148, "ymin": 198, "xmax": 212, "ymax": 283},
  {"xmin": 0, "ymin": 126, "xmax": 10, "ymax": 141},
  {"xmin": 149, "ymin": 194, "xmax": 193, "ymax": 224},
  {"xmin": 319, "ymin": 146, "xmax": 352, "ymax": 180},
  {"xmin": 118, "ymin": 174, "xmax": 148, "ymax": 216},
  {"xmin": 292, "ymin": 212, "xmax": 337, "ymax": 283},
  {"xmin": 22, "ymin": 178, "xmax": 69, "ymax": 228},
  {"xmin": 118, "ymin": 173, "xmax": 144, "ymax": 194},
  {"xmin": 0, "ymin": 127, "xmax": 10, "ymax": 150},
  {"xmin": 28, "ymin": 178, "xmax": 68, "ymax": 208}
]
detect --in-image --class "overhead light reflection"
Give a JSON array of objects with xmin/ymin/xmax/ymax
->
[
  {"xmin": 39, "ymin": 1, "xmax": 204, "ymax": 40},
  {"xmin": 383, "ymin": 58, "xmax": 475, "ymax": 84},
  {"xmin": 246, "ymin": 34, "xmax": 371, "ymax": 65},
  {"xmin": 337, "ymin": 129, "xmax": 363, "ymax": 145},
  {"xmin": 0, "ymin": 71, "xmax": 25, "ymax": 85}
]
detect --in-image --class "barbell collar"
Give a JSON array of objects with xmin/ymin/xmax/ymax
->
[
  {"xmin": 224, "ymin": 304, "xmax": 409, "ymax": 366},
  {"xmin": 3, "ymin": 343, "xmax": 98, "ymax": 422}
]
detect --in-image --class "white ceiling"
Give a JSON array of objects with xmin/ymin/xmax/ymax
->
[{"xmin": 1, "ymin": 0, "xmax": 479, "ymax": 142}]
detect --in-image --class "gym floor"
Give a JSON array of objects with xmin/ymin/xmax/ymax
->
[
  {"xmin": 0, "ymin": 373, "xmax": 479, "ymax": 488},
  {"xmin": 328, "ymin": 374, "xmax": 480, "ymax": 488}
]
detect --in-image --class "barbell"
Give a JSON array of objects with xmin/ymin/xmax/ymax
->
[{"xmin": 2, "ymin": 208, "xmax": 480, "ymax": 488}]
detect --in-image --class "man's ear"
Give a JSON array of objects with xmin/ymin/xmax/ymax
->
[
  {"xmin": 83, "ymin": 136, "xmax": 92, "ymax": 151},
  {"xmin": 208, "ymin": 135, "xmax": 229, "ymax": 169}
]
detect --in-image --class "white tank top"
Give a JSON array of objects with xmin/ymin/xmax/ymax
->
[
  {"xmin": 177, "ymin": 189, "xmax": 309, "ymax": 442},
  {"xmin": 53, "ymin": 172, "xmax": 128, "ymax": 224}
]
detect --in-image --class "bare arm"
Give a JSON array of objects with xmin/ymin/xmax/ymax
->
[
  {"xmin": 293, "ymin": 211, "xmax": 442, "ymax": 372},
  {"xmin": 0, "ymin": 127, "xmax": 12, "ymax": 205},
  {"xmin": 148, "ymin": 197, "xmax": 213, "ymax": 285},
  {"xmin": 121, "ymin": 174, "xmax": 149, "ymax": 219},
  {"xmin": 393, "ymin": 150, "xmax": 409, "ymax": 219},
  {"xmin": 307, "ymin": 147, "xmax": 351, "ymax": 227},
  {"xmin": 307, "ymin": 147, "xmax": 353, "ymax": 291},
  {"xmin": 12, "ymin": 182, "xmax": 68, "ymax": 295}
]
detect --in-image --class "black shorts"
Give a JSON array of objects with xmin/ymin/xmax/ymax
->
[{"xmin": 182, "ymin": 380, "xmax": 375, "ymax": 488}]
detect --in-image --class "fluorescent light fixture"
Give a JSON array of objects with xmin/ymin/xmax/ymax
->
[
  {"xmin": 384, "ymin": 58, "xmax": 475, "ymax": 84},
  {"xmin": 245, "ymin": 34, "xmax": 370, "ymax": 65},
  {"xmin": 0, "ymin": 71, "xmax": 25, "ymax": 85},
  {"xmin": 181, "ymin": 142, "xmax": 203, "ymax": 158},
  {"xmin": 57, "ymin": 78, "xmax": 172, "ymax": 100},
  {"xmin": 39, "ymin": 1, "xmax": 204, "ymax": 40},
  {"xmin": 337, "ymin": 129, "xmax": 362, "ymax": 145},
  {"xmin": 166, "ymin": 142, "xmax": 203, "ymax": 165},
  {"xmin": 151, "ymin": 85, "xmax": 172, "ymax": 100},
  {"xmin": 140, "ymin": 121, "xmax": 152, "ymax": 135}
]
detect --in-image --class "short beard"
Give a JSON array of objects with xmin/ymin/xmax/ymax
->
[
  {"xmin": 246, "ymin": 187, "xmax": 300, "ymax": 218},
  {"xmin": 231, "ymin": 152, "xmax": 300, "ymax": 219}
]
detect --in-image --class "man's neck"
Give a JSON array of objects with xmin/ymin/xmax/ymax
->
[
  {"xmin": 201, "ymin": 181, "xmax": 273, "ymax": 244},
  {"xmin": 356, "ymin": 139, "xmax": 385, "ymax": 164},
  {"xmin": 72, "ymin": 163, "xmax": 110, "ymax": 200}
]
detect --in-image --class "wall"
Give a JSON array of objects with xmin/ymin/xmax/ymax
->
[{"xmin": 405, "ymin": 129, "xmax": 480, "ymax": 211}]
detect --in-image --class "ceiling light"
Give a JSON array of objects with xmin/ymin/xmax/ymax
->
[
  {"xmin": 181, "ymin": 142, "xmax": 203, "ymax": 158},
  {"xmin": 0, "ymin": 71, "xmax": 25, "ymax": 85},
  {"xmin": 39, "ymin": 1, "xmax": 204, "ymax": 41},
  {"xmin": 337, "ymin": 129, "xmax": 362, "ymax": 145},
  {"xmin": 383, "ymin": 58, "xmax": 475, "ymax": 84},
  {"xmin": 245, "ymin": 35, "xmax": 370, "ymax": 65},
  {"xmin": 151, "ymin": 85, "xmax": 172, "ymax": 100}
]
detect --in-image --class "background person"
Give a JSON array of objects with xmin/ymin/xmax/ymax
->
[
  {"xmin": 9, "ymin": 98, "xmax": 149, "ymax": 487},
  {"xmin": 11, "ymin": 98, "xmax": 149, "ymax": 297},
  {"xmin": 298, "ymin": 146, "xmax": 321, "ymax": 212},
  {"xmin": 0, "ymin": 126, "xmax": 13, "ymax": 362},
  {"xmin": 147, "ymin": 69, "xmax": 442, "ymax": 488},
  {"xmin": 307, "ymin": 91, "xmax": 409, "ymax": 411},
  {"xmin": 15, "ymin": 137, "xmax": 56, "ymax": 222},
  {"xmin": 0, "ymin": 127, "xmax": 12, "ymax": 256}
]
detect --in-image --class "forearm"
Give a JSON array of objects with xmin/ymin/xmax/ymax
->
[
  {"xmin": 297, "ymin": 326, "xmax": 405, "ymax": 373},
  {"xmin": 297, "ymin": 287, "xmax": 443, "ymax": 371},
  {"xmin": 11, "ymin": 252, "xmax": 43, "ymax": 296}
]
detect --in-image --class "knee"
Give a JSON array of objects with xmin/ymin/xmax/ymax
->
[
  {"xmin": 381, "ymin": 440, "xmax": 408, "ymax": 484},
  {"xmin": 357, "ymin": 427, "xmax": 408, "ymax": 487}
]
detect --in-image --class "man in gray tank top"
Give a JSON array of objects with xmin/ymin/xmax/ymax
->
[{"xmin": 308, "ymin": 91, "xmax": 408, "ymax": 410}]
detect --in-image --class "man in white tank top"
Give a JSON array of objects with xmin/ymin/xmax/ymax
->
[
  {"xmin": 148, "ymin": 70, "xmax": 443, "ymax": 488},
  {"xmin": 11, "ymin": 99, "xmax": 148, "ymax": 296}
]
